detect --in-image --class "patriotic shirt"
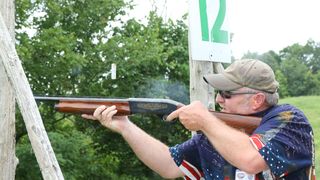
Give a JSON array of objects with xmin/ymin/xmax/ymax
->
[{"xmin": 169, "ymin": 104, "xmax": 316, "ymax": 180}]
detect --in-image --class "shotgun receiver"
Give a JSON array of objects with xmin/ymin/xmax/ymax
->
[{"xmin": 34, "ymin": 96, "xmax": 261, "ymax": 134}]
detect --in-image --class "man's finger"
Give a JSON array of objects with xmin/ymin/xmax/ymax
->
[
  {"xmin": 166, "ymin": 108, "xmax": 182, "ymax": 121},
  {"xmin": 81, "ymin": 114, "xmax": 97, "ymax": 120},
  {"xmin": 93, "ymin": 105, "xmax": 107, "ymax": 118},
  {"xmin": 101, "ymin": 106, "xmax": 117, "ymax": 120}
]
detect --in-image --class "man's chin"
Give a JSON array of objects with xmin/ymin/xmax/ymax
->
[{"xmin": 220, "ymin": 108, "xmax": 229, "ymax": 113}]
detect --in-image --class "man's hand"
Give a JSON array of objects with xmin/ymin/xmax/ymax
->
[
  {"xmin": 81, "ymin": 105, "xmax": 130, "ymax": 134},
  {"xmin": 166, "ymin": 101, "xmax": 213, "ymax": 131}
]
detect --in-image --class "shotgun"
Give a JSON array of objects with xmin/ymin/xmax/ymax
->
[{"xmin": 34, "ymin": 96, "xmax": 261, "ymax": 134}]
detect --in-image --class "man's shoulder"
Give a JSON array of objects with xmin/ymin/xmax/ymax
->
[
  {"xmin": 270, "ymin": 103, "xmax": 298, "ymax": 112},
  {"xmin": 265, "ymin": 104, "xmax": 305, "ymax": 118},
  {"xmin": 260, "ymin": 104, "xmax": 310, "ymax": 127}
]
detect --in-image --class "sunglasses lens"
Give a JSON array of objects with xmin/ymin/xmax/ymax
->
[
  {"xmin": 218, "ymin": 91, "xmax": 232, "ymax": 99},
  {"xmin": 217, "ymin": 90, "xmax": 257, "ymax": 99}
]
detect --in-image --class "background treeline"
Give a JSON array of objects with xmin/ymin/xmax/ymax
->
[
  {"xmin": 14, "ymin": 0, "xmax": 319, "ymax": 179},
  {"xmin": 242, "ymin": 42, "xmax": 320, "ymax": 98}
]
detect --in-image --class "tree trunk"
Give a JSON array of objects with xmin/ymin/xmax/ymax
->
[{"xmin": 0, "ymin": 0, "xmax": 18, "ymax": 179}]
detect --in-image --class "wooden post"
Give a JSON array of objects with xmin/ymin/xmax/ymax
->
[
  {"xmin": 189, "ymin": 60, "xmax": 224, "ymax": 137},
  {"xmin": 188, "ymin": 0, "xmax": 226, "ymax": 113},
  {"xmin": 189, "ymin": 61, "xmax": 224, "ymax": 108},
  {"xmin": 189, "ymin": 60, "xmax": 215, "ymax": 108},
  {"xmin": 0, "ymin": 13, "xmax": 64, "ymax": 179},
  {"xmin": 213, "ymin": 62, "xmax": 224, "ymax": 74},
  {"xmin": 0, "ymin": 0, "xmax": 18, "ymax": 179}
]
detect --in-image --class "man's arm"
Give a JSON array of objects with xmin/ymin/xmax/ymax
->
[
  {"xmin": 121, "ymin": 121, "xmax": 183, "ymax": 178},
  {"xmin": 167, "ymin": 101, "xmax": 268, "ymax": 174},
  {"xmin": 82, "ymin": 105, "xmax": 183, "ymax": 178},
  {"xmin": 201, "ymin": 114, "xmax": 268, "ymax": 173}
]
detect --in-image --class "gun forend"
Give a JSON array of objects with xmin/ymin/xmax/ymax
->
[{"xmin": 34, "ymin": 96, "xmax": 184, "ymax": 116}]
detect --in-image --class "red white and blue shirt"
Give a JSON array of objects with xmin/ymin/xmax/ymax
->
[{"xmin": 169, "ymin": 104, "xmax": 316, "ymax": 180}]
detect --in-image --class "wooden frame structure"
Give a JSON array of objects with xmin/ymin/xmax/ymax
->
[{"xmin": 0, "ymin": 1, "xmax": 64, "ymax": 179}]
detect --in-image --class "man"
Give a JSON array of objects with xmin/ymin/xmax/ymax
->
[{"xmin": 82, "ymin": 59, "xmax": 315, "ymax": 179}]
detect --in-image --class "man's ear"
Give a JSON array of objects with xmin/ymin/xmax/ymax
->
[{"xmin": 252, "ymin": 93, "xmax": 266, "ymax": 110}]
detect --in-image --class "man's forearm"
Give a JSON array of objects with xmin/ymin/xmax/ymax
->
[
  {"xmin": 201, "ymin": 114, "xmax": 268, "ymax": 173},
  {"xmin": 121, "ymin": 121, "xmax": 183, "ymax": 178}
]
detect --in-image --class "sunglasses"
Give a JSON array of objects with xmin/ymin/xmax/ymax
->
[{"xmin": 217, "ymin": 90, "xmax": 258, "ymax": 99}]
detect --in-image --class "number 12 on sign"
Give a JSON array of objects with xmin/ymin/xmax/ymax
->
[
  {"xmin": 189, "ymin": 0, "xmax": 231, "ymax": 63},
  {"xmin": 199, "ymin": 0, "xmax": 228, "ymax": 44}
]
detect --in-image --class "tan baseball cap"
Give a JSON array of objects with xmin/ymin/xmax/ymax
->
[{"xmin": 203, "ymin": 59, "xmax": 279, "ymax": 93}]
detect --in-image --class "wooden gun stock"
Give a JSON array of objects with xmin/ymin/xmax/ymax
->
[{"xmin": 35, "ymin": 96, "xmax": 261, "ymax": 134}]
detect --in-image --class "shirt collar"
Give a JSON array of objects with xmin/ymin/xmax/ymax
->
[{"xmin": 250, "ymin": 105, "xmax": 276, "ymax": 117}]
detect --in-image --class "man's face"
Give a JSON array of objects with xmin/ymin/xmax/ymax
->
[{"xmin": 215, "ymin": 88, "xmax": 256, "ymax": 115}]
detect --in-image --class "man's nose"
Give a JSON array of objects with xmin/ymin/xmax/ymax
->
[{"xmin": 215, "ymin": 93, "xmax": 224, "ymax": 103}]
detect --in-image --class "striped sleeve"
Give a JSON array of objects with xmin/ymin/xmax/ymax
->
[{"xmin": 249, "ymin": 134, "xmax": 265, "ymax": 150}]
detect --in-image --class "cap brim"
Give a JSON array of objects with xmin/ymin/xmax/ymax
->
[{"xmin": 203, "ymin": 74, "xmax": 242, "ymax": 91}]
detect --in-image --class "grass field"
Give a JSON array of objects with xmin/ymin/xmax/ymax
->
[{"xmin": 279, "ymin": 96, "xmax": 319, "ymax": 177}]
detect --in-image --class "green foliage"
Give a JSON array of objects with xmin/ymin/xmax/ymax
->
[
  {"xmin": 283, "ymin": 40, "xmax": 320, "ymax": 74},
  {"xmin": 16, "ymin": 0, "xmax": 129, "ymax": 96},
  {"xmin": 15, "ymin": 0, "xmax": 190, "ymax": 179},
  {"xmin": 279, "ymin": 96, "xmax": 319, "ymax": 178},
  {"xmin": 274, "ymin": 70, "xmax": 289, "ymax": 98},
  {"xmin": 242, "ymin": 50, "xmax": 281, "ymax": 72},
  {"xmin": 280, "ymin": 57, "xmax": 319, "ymax": 96},
  {"xmin": 15, "ymin": 135, "xmax": 41, "ymax": 179},
  {"xmin": 301, "ymin": 41, "xmax": 320, "ymax": 73},
  {"xmin": 16, "ymin": 129, "xmax": 122, "ymax": 180},
  {"xmin": 277, "ymin": 41, "xmax": 320, "ymax": 96}
]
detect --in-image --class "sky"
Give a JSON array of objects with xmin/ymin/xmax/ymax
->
[{"xmin": 130, "ymin": 0, "xmax": 320, "ymax": 59}]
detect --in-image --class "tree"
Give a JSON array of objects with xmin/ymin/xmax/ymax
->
[
  {"xmin": 274, "ymin": 69, "xmax": 289, "ymax": 98},
  {"xmin": 242, "ymin": 50, "xmax": 281, "ymax": 72},
  {"xmin": 302, "ymin": 40, "xmax": 320, "ymax": 74},
  {"xmin": 280, "ymin": 58, "xmax": 313, "ymax": 96},
  {"xmin": 15, "ymin": 0, "xmax": 190, "ymax": 179},
  {"xmin": 73, "ymin": 12, "xmax": 190, "ymax": 178},
  {"xmin": 279, "ymin": 42, "xmax": 320, "ymax": 96}
]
